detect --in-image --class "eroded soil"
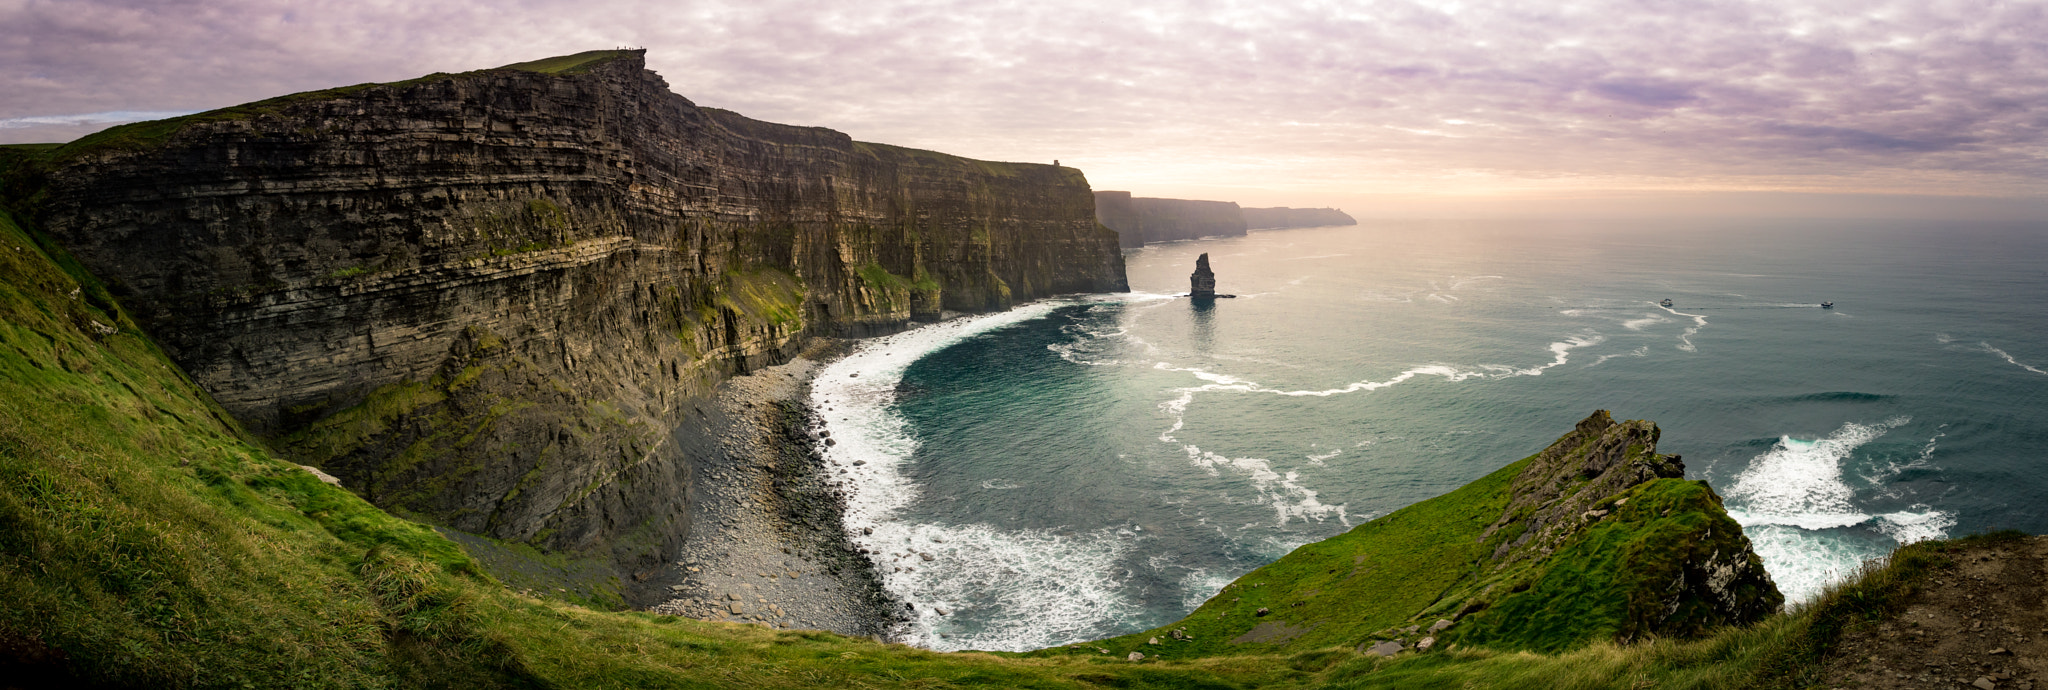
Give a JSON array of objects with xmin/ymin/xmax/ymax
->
[{"xmin": 1821, "ymin": 535, "xmax": 2046, "ymax": 690}]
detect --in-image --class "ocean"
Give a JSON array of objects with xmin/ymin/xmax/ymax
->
[{"xmin": 807, "ymin": 218, "xmax": 2048, "ymax": 652}]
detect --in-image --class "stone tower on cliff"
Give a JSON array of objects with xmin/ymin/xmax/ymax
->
[{"xmin": 1190, "ymin": 253, "xmax": 1217, "ymax": 299}]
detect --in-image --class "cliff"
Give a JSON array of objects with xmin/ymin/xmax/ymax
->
[
  {"xmin": 1053, "ymin": 410, "xmax": 1781, "ymax": 659},
  {"xmin": 10, "ymin": 49, "xmax": 1126, "ymax": 591},
  {"xmin": 1240, "ymin": 206, "xmax": 1356, "ymax": 229},
  {"xmin": 1092, "ymin": 191, "xmax": 1247, "ymax": 246},
  {"xmin": 0, "ymin": 224, "xmax": 1944, "ymax": 688}
]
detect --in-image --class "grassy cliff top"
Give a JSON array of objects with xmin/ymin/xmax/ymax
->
[
  {"xmin": 854, "ymin": 140, "xmax": 1084, "ymax": 182},
  {"xmin": 1038, "ymin": 411, "xmax": 1780, "ymax": 662},
  {"xmin": 29, "ymin": 50, "xmax": 639, "ymax": 166},
  {"xmin": 494, "ymin": 49, "xmax": 641, "ymax": 75}
]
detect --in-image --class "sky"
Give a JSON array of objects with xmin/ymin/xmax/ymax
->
[{"xmin": 3, "ymin": 0, "xmax": 2044, "ymax": 219}]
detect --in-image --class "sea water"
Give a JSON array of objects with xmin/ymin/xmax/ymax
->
[{"xmin": 807, "ymin": 218, "xmax": 2048, "ymax": 651}]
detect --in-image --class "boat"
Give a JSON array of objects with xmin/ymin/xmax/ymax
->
[
  {"xmin": 1821, "ymin": 301, "xmax": 1833, "ymax": 309},
  {"xmin": 1659, "ymin": 298, "xmax": 1673, "ymax": 308}
]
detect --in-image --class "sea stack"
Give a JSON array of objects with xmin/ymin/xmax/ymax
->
[{"xmin": 1191, "ymin": 253, "xmax": 1218, "ymax": 299}]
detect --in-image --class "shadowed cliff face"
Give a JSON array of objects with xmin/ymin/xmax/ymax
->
[
  {"xmin": 1092, "ymin": 191, "xmax": 1246, "ymax": 247},
  {"xmin": 22, "ymin": 50, "xmax": 1126, "ymax": 590}
]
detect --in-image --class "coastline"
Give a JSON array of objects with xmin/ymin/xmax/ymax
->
[{"xmin": 644, "ymin": 339, "xmax": 904, "ymax": 636}]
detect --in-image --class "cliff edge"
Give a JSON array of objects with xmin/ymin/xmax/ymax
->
[
  {"xmin": 1092, "ymin": 191, "xmax": 1247, "ymax": 247},
  {"xmin": 10, "ymin": 49, "xmax": 1127, "ymax": 593},
  {"xmin": 1048, "ymin": 410, "xmax": 1782, "ymax": 659}
]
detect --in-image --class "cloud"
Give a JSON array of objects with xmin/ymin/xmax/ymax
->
[{"xmin": 1, "ymin": 0, "xmax": 2043, "ymax": 209}]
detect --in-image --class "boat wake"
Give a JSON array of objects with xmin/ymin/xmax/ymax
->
[
  {"xmin": 1939, "ymin": 333, "xmax": 2048, "ymax": 376},
  {"xmin": 1652, "ymin": 302, "xmax": 1709, "ymax": 352}
]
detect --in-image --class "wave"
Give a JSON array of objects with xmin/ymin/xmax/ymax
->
[
  {"xmin": 1586, "ymin": 346, "xmax": 1648, "ymax": 368},
  {"xmin": 812, "ymin": 293, "xmax": 1165, "ymax": 651},
  {"xmin": 874, "ymin": 523, "xmax": 1144, "ymax": 652},
  {"xmin": 1149, "ymin": 333, "xmax": 1604, "ymax": 528},
  {"xmin": 1774, "ymin": 391, "xmax": 1898, "ymax": 404},
  {"xmin": 1622, "ymin": 314, "xmax": 1669, "ymax": 331},
  {"xmin": 1721, "ymin": 417, "xmax": 1955, "ymax": 603}
]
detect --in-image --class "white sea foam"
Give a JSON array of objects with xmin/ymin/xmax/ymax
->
[
  {"xmin": 1177, "ymin": 569, "xmax": 1237, "ymax": 611},
  {"xmin": 1980, "ymin": 342, "xmax": 2048, "ymax": 376},
  {"xmin": 1723, "ymin": 417, "xmax": 1955, "ymax": 603},
  {"xmin": 813, "ymin": 294, "xmax": 1162, "ymax": 651},
  {"xmin": 1149, "ymin": 333, "xmax": 1603, "ymax": 529},
  {"xmin": 878, "ymin": 523, "xmax": 1144, "ymax": 652},
  {"xmin": 1936, "ymin": 333, "xmax": 2048, "ymax": 376},
  {"xmin": 1652, "ymin": 302, "xmax": 1709, "ymax": 352},
  {"xmin": 1622, "ymin": 314, "xmax": 1668, "ymax": 331},
  {"xmin": 1587, "ymin": 346, "xmax": 1649, "ymax": 368}
]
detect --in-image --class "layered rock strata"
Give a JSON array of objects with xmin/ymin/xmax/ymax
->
[
  {"xmin": 1189, "ymin": 253, "xmax": 1217, "ymax": 298},
  {"xmin": 1092, "ymin": 192, "xmax": 1247, "ymax": 246},
  {"xmin": 1240, "ymin": 206, "xmax": 1356, "ymax": 229},
  {"xmin": 20, "ymin": 50, "xmax": 1127, "ymax": 592}
]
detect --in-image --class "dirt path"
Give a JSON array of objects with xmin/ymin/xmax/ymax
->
[{"xmin": 1821, "ymin": 535, "xmax": 2046, "ymax": 690}]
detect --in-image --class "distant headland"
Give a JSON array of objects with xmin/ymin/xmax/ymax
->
[{"xmin": 1093, "ymin": 191, "xmax": 1356, "ymax": 248}]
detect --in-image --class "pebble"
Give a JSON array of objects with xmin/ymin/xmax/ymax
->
[{"xmin": 644, "ymin": 354, "xmax": 898, "ymax": 638}]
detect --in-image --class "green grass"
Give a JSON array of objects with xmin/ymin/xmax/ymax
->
[
  {"xmin": 27, "ymin": 52, "xmax": 632, "ymax": 166},
  {"xmin": 494, "ymin": 50, "xmax": 638, "ymax": 75},
  {"xmin": 853, "ymin": 140, "xmax": 1078, "ymax": 181},
  {"xmin": 1047, "ymin": 416, "xmax": 1779, "ymax": 662},
  {"xmin": 1044, "ymin": 456, "xmax": 1530, "ymax": 661},
  {"xmin": 0, "ymin": 196, "xmax": 2016, "ymax": 687},
  {"xmin": 719, "ymin": 266, "xmax": 807, "ymax": 328}
]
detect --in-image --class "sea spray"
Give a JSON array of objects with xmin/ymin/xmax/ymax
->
[
  {"xmin": 1722, "ymin": 418, "xmax": 1955, "ymax": 603},
  {"xmin": 811, "ymin": 295, "xmax": 1167, "ymax": 651}
]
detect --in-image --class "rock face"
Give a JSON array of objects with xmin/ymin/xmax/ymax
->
[
  {"xmin": 19, "ymin": 50, "xmax": 1127, "ymax": 589},
  {"xmin": 1092, "ymin": 192, "xmax": 1247, "ymax": 247},
  {"xmin": 1093, "ymin": 191, "xmax": 1145, "ymax": 248},
  {"xmin": 1453, "ymin": 411, "xmax": 1783, "ymax": 648},
  {"xmin": 1189, "ymin": 253, "xmax": 1217, "ymax": 298},
  {"xmin": 1240, "ymin": 207, "xmax": 1356, "ymax": 229}
]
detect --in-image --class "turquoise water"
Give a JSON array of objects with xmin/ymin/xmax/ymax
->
[{"xmin": 808, "ymin": 218, "xmax": 2048, "ymax": 651}]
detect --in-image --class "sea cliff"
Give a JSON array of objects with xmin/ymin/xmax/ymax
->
[
  {"xmin": 1093, "ymin": 191, "xmax": 1247, "ymax": 247},
  {"xmin": 1241, "ymin": 206, "xmax": 1356, "ymax": 229},
  {"xmin": 10, "ymin": 50, "xmax": 1127, "ymax": 591},
  {"xmin": 1094, "ymin": 194, "xmax": 1353, "ymax": 246}
]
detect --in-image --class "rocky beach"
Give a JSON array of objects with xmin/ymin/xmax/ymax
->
[{"xmin": 645, "ymin": 341, "xmax": 903, "ymax": 637}]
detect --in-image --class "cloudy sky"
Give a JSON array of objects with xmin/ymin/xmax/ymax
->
[{"xmin": 4, "ymin": 0, "xmax": 2044, "ymax": 217}]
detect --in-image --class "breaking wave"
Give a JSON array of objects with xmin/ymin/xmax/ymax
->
[{"xmin": 1722, "ymin": 417, "xmax": 1955, "ymax": 603}]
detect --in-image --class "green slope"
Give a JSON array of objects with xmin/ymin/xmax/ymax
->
[
  {"xmin": 0, "ymin": 194, "xmax": 1315, "ymax": 690},
  {"xmin": 1038, "ymin": 412, "xmax": 1781, "ymax": 662}
]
